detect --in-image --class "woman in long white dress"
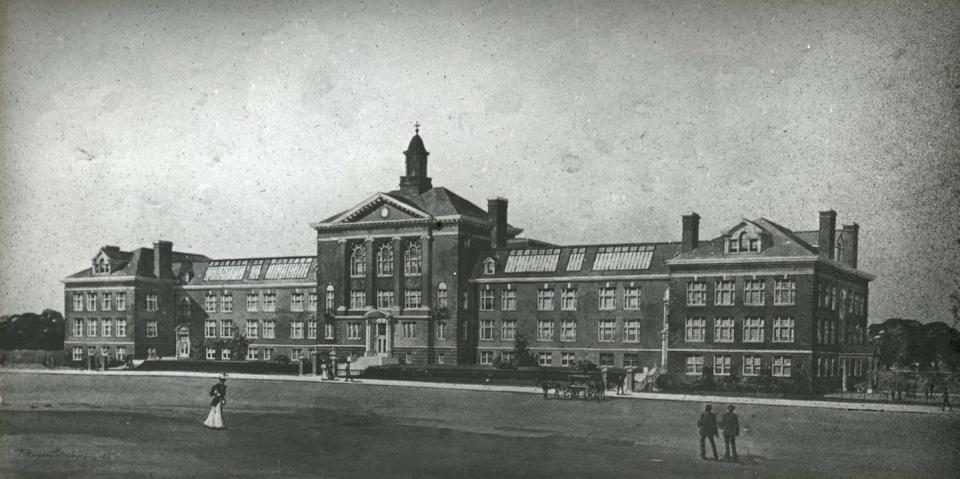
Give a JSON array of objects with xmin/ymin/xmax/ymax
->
[{"xmin": 204, "ymin": 374, "xmax": 227, "ymax": 429}]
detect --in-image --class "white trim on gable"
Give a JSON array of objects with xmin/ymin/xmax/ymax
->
[{"xmin": 314, "ymin": 192, "xmax": 434, "ymax": 226}]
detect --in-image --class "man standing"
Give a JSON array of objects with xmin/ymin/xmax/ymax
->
[
  {"xmin": 617, "ymin": 373, "xmax": 625, "ymax": 395},
  {"xmin": 697, "ymin": 404, "xmax": 719, "ymax": 461},
  {"xmin": 720, "ymin": 405, "xmax": 740, "ymax": 461},
  {"xmin": 344, "ymin": 354, "xmax": 354, "ymax": 382},
  {"xmin": 943, "ymin": 385, "xmax": 953, "ymax": 412}
]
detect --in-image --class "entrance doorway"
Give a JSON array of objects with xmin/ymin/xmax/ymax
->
[
  {"xmin": 376, "ymin": 323, "xmax": 388, "ymax": 355},
  {"xmin": 177, "ymin": 328, "xmax": 190, "ymax": 358}
]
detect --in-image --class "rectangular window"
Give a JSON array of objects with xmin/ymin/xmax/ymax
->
[
  {"xmin": 402, "ymin": 321, "xmax": 416, "ymax": 339},
  {"xmin": 623, "ymin": 319, "xmax": 640, "ymax": 343},
  {"xmin": 743, "ymin": 280, "xmax": 765, "ymax": 306},
  {"xmin": 290, "ymin": 320, "xmax": 304, "ymax": 339},
  {"xmin": 479, "ymin": 289, "xmax": 495, "ymax": 311},
  {"xmin": 101, "ymin": 319, "xmax": 111, "ymax": 337},
  {"xmin": 291, "ymin": 292, "xmax": 305, "ymax": 312},
  {"xmin": 221, "ymin": 348, "xmax": 231, "ymax": 360},
  {"xmin": 206, "ymin": 348, "xmax": 217, "ymax": 360},
  {"xmin": 437, "ymin": 286, "xmax": 448, "ymax": 309},
  {"xmin": 560, "ymin": 288, "xmax": 578, "ymax": 311},
  {"xmin": 73, "ymin": 346, "xmax": 84, "ymax": 361},
  {"xmin": 713, "ymin": 355, "xmax": 732, "ymax": 376},
  {"xmin": 87, "ymin": 318, "xmax": 98, "ymax": 337},
  {"xmin": 773, "ymin": 317, "xmax": 795, "ymax": 343},
  {"xmin": 204, "ymin": 293, "xmax": 218, "ymax": 313},
  {"xmin": 116, "ymin": 346, "xmax": 126, "ymax": 360},
  {"xmin": 262, "ymin": 320, "xmax": 276, "ymax": 339},
  {"xmin": 146, "ymin": 294, "xmax": 158, "ymax": 312},
  {"xmin": 686, "ymin": 282, "xmax": 706, "ymax": 306},
  {"xmin": 377, "ymin": 291, "xmax": 395, "ymax": 309},
  {"xmin": 115, "ymin": 319, "xmax": 126, "ymax": 337},
  {"xmin": 623, "ymin": 287, "xmax": 641, "ymax": 310},
  {"xmin": 290, "ymin": 348, "xmax": 303, "ymax": 361},
  {"xmin": 221, "ymin": 293, "xmax": 233, "ymax": 313},
  {"xmin": 501, "ymin": 320, "xmax": 516, "ymax": 341},
  {"xmin": 774, "ymin": 279, "xmax": 796, "ymax": 305},
  {"xmin": 347, "ymin": 322, "xmax": 362, "ymax": 340},
  {"xmin": 479, "ymin": 351, "xmax": 494, "ymax": 365},
  {"xmin": 404, "ymin": 290, "xmax": 422, "ymax": 309},
  {"xmin": 561, "ymin": 352, "xmax": 576, "ymax": 367},
  {"xmin": 101, "ymin": 292, "xmax": 112, "ymax": 311},
  {"xmin": 247, "ymin": 348, "xmax": 259, "ymax": 361},
  {"xmin": 247, "ymin": 293, "xmax": 259, "ymax": 312},
  {"xmin": 205, "ymin": 320, "xmax": 217, "ymax": 338},
  {"xmin": 219, "ymin": 320, "xmax": 234, "ymax": 338},
  {"xmin": 537, "ymin": 289, "xmax": 555, "ymax": 311},
  {"xmin": 773, "ymin": 356, "xmax": 792, "ymax": 377},
  {"xmin": 714, "ymin": 317, "xmax": 735, "ymax": 343},
  {"xmin": 324, "ymin": 323, "xmax": 335, "ymax": 340},
  {"xmin": 146, "ymin": 320, "xmax": 158, "ymax": 338},
  {"xmin": 623, "ymin": 353, "xmax": 639, "ymax": 368},
  {"xmin": 307, "ymin": 320, "xmax": 317, "ymax": 340},
  {"xmin": 743, "ymin": 355, "xmax": 762, "ymax": 376},
  {"xmin": 500, "ymin": 351, "xmax": 517, "ymax": 365},
  {"xmin": 87, "ymin": 292, "xmax": 97, "ymax": 311},
  {"xmin": 685, "ymin": 317, "xmax": 705, "ymax": 342},
  {"xmin": 480, "ymin": 320, "xmax": 494, "ymax": 341},
  {"xmin": 537, "ymin": 352, "xmax": 553, "ymax": 366},
  {"xmin": 715, "ymin": 280, "xmax": 735, "ymax": 306},
  {"xmin": 262, "ymin": 292, "xmax": 277, "ymax": 312},
  {"xmin": 743, "ymin": 317, "xmax": 765, "ymax": 343},
  {"xmin": 74, "ymin": 319, "xmax": 83, "ymax": 337},
  {"xmin": 350, "ymin": 291, "xmax": 366, "ymax": 310},
  {"xmin": 308, "ymin": 292, "xmax": 318, "ymax": 312},
  {"xmin": 262, "ymin": 348, "xmax": 274, "ymax": 361},
  {"xmin": 245, "ymin": 320, "xmax": 259, "ymax": 339},
  {"xmin": 501, "ymin": 289, "xmax": 517, "ymax": 311},
  {"xmin": 537, "ymin": 320, "xmax": 554, "ymax": 341},
  {"xmin": 560, "ymin": 319, "xmax": 576, "ymax": 342},
  {"xmin": 436, "ymin": 322, "xmax": 446, "ymax": 340},
  {"xmin": 598, "ymin": 320, "xmax": 615, "ymax": 342},
  {"xmin": 116, "ymin": 292, "xmax": 126, "ymax": 311},
  {"xmin": 599, "ymin": 353, "xmax": 615, "ymax": 367},
  {"xmin": 598, "ymin": 287, "xmax": 616, "ymax": 311},
  {"xmin": 73, "ymin": 293, "xmax": 84, "ymax": 311}
]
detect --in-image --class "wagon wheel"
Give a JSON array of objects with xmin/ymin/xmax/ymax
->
[
  {"xmin": 586, "ymin": 388, "xmax": 597, "ymax": 400},
  {"xmin": 562, "ymin": 389, "xmax": 573, "ymax": 400}
]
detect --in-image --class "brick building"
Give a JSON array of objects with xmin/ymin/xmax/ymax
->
[{"xmin": 61, "ymin": 128, "xmax": 873, "ymax": 390}]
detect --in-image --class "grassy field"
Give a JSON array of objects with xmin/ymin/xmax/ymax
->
[{"xmin": 1, "ymin": 372, "xmax": 958, "ymax": 478}]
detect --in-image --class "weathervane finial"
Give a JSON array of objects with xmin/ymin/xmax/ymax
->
[{"xmin": 414, "ymin": 121, "xmax": 420, "ymax": 135}]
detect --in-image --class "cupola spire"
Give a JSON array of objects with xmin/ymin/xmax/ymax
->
[{"xmin": 399, "ymin": 122, "xmax": 432, "ymax": 195}]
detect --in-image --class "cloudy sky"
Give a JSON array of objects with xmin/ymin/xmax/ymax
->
[{"xmin": 1, "ymin": 0, "xmax": 958, "ymax": 323}]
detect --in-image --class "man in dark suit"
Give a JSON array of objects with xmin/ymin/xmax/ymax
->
[
  {"xmin": 720, "ymin": 405, "xmax": 740, "ymax": 461},
  {"xmin": 697, "ymin": 404, "xmax": 719, "ymax": 460}
]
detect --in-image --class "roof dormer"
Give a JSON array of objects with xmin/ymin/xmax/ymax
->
[
  {"xmin": 92, "ymin": 251, "xmax": 112, "ymax": 275},
  {"xmin": 724, "ymin": 221, "xmax": 767, "ymax": 254}
]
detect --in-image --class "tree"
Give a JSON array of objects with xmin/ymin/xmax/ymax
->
[
  {"xmin": 513, "ymin": 333, "xmax": 537, "ymax": 367},
  {"xmin": 0, "ymin": 310, "xmax": 65, "ymax": 350}
]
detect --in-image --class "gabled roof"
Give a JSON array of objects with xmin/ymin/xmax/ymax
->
[
  {"xmin": 671, "ymin": 217, "xmax": 819, "ymax": 262},
  {"xmin": 65, "ymin": 246, "xmax": 210, "ymax": 281}
]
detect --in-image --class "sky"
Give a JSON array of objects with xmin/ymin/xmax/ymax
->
[{"xmin": 1, "ymin": 0, "xmax": 958, "ymax": 324}]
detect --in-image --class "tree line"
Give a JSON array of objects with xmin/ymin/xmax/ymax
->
[
  {"xmin": 869, "ymin": 318, "xmax": 960, "ymax": 371},
  {"xmin": 0, "ymin": 310, "xmax": 65, "ymax": 350}
]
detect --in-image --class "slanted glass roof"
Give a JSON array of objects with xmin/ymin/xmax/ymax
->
[
  {"xmin": 592, "ymin": 245, "xmax": 655, "ymax": 270},
  {"xmin": 264, "ymin": 258, "xmax": 312, "ymax": 280},
  {"xmin": 203, "ymin": 260, "xmax": 247, "ymax": 281},
  {"xmin": 566, "ymin": 248, "xmax": 586, "ymax": 271},
  {"xmin": 504, "ymin": 249, "xmax": 561, "ymax": 273}
]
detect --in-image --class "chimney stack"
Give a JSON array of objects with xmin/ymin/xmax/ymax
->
[
  {"xmin": 818, "ymin": 210, "xmax": 837, "ymax": 259},
  {"xmin": 487, "ymin": 197, "xmax": 508, "ymax": 248},
  {"xmin": 681, "ymin": 213, "xmax": 700, "ymax": 253},
  {"xmin": 154, "ymin": 240, "xmax": 173, "ymax": 279},
  {"xmin": 841, "ymin": 223, "xmax": 859, "ymax": 268}
]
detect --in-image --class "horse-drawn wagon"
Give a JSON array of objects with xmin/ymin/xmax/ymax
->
[{"xmin": 538, "ymin": 372, "xmax": 605, "ymax": 400}]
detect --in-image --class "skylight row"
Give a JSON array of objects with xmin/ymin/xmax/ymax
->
[
  {"xmin": 203, "ymin": 258, "xmax": 312, "ymax": 281},
  {"xmin": 264, "ymin": 258, "xmax": 313, "ymax": 280},
  {"xmin": 592, "ymin": 245, "xmax": 655, "ymax": 271},
  {"xmin": 203, "ymin": 261, "xmax": 248, "ymax": 281},
  {"xmin": 504, "ymin": 249, "xmax": 562, "ymax": 273},
  {"xmin": 566, "ymin": 248, "xmax": 586, "ymax": 271}
]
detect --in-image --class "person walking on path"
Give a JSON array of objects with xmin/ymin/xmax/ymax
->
[
  {"xmin": 617, "ymin": 373, "xmax": 625, "ymax": 395},
  {"xmin": 697, "ymin": 404, "xmax": 720, "ymax": 461},
  {"xmin": 943, "ymin": 386, "xmax": 953, "ymax": 412},
  {"xmin": 720, "ymin": 405, "xmax": 740, "ymax": 461},
  {"xmin": 203, "ymin": 374, "xmax": 228, "ymax": 430},
  {"xmin": 344, "ymin": 354, "xmax": 354, "ymax": 382}
]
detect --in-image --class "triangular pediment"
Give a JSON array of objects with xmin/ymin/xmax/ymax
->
[
  {"xmin": 724, "ymin": 219, "xmax": 765, "ymax": 237},
  {"xmin": 327, "ymin": 192, "xmax": 433, "ymax": 224}
]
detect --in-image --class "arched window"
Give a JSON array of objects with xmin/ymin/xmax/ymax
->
[
  {"xmin": 437, "ymin": 282, "xmax": 448, "ymax": 309},
  {"xmin": 94, "ymin": 256, "xmax": 109, "ymax": 274},
  {"xmin": 325, "ymin": 284, "xmax": 335, "ymax": 311},
  {"xmin": 377, "ymin": 243, "xmax": 394, "ymax": 276},
  {"xmin": 404, "ymin": 241, "xmax": 422, "ymax": 275},
  {"xmin": 350, "ymin": 244, "xmax": 366, "ymax": 277},
  {"xmin": 835, "ymin": 237, "xmax": 844, "ymax": 263},
  {"xmin": 738, "ymin": 232, "xmax": 749, "ymax": 252}
]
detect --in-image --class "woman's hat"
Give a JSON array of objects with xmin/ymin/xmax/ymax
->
[{"xmin": 219, "ymin": 373, "xmax": 228, "ymax": 381}]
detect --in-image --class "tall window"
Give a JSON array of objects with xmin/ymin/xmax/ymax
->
[
  {"xmin": 262, "ymin": 292, "xmax": 277, "ymax": 312},
  {"xmin": 561, "ymin": 288, "xmax": 578, "ymax": 311},
  {"xmin": 624, "ymin": 319, "xmax": 640, "ymax": 342},
  {"xmin": 350, "ymin": 291, "xmax": 366, "ymax": 310},
  {"xmin": 501, "ymin": 320, "xmax": 516, "ymax": 341},
  {"xmin": 377, "ymin": 243, "xmax": 394, "ymax": 276},
  {"xmin": 347, "ymin": 322, "xmax": 362, "ymax": 340},
  {"xmin": 87, "ymin": 292, "xmax": 97, "ymax": 311},
  {"xmin": 73, "ymin": 319, "xmax": 83, "ymax": 337},
  {"xmin": 73, "ymin": 346, "xmax": 84, "ymax": 361},
  {"xmin": 537, "ymin": 319, "xmax": 553, "ymax": 341},
  {"xmin": 830, "ymin": 286, "xmax": 837, "ymax": 310},
  {"xmin": 101, "ymin": 292, "xmax": 112, "ymax": 311},
  {"xmin": 377, "ymin": 291, "xmax": 395, "ymax": 309},
  {"xmin": 743, "ymin": 317, "xmax": 765, "ymax": 343},
  {"xmin": 480, "ymin": 320, "xmax": 494, "ymax": 341},
  {"xmin": 598, "ymin": 320, "xmax": 616, "ymax": 342},
  {"xmin": 501, "ymin": 289, "xmax": 517, "ymax": 311},
  {"xmin": 686, "ymin": 282, "xmax": 706, "ymax": 306},
  {"xmin": 116, "ymin": 292, "xmax": 126, "ymax": 311},
  {"xmin": 560, "ymin": 319, "xmax": 576, "ymax": 342},
  {"xmin": 685, "ymin": 318, "xmax": 706, "ymax": 342},
  {"xmin": 146, "ymin": 320, "xmax": 158, "ymax": 338},
  {"xmin": 743, "ymin": 355, "xmax": 762, "ymax": 376},
  {"xmin": 402, "ymin": 322, "xmax": 417, "ymax": 339},
  {"xmin": 73, "ymin": 293, "xmax": 84, "ymax": 311},
  {"xmin": 219, "ymin": 320, "xmax": 234, "ymax": 338},
  {"xmin": 112, "ymin": 319, "xmax": 124, "ymax": 337},
  {"xmin": 350, "ymin": 244, "xmax": 366, "ymax": 277},
  {"xmin": 773, "ymin": 317, "xmax": 795, "ymax": 343},
  {"xmin": 743, "ymin": 280, "xmax": 765, "ymax": 306},
  {"xmin": 146, "ymin": 293, "xmax": 159, "ymax": 312},
  {"xmin": 598, "ymin": 287, "xmax": 616, "ymax": 311},
  {"xmin": 479, "ymin": 289, "xmax": 495, "ymax": 311},
  {"xmin": 404, "ymin": 241, "xmax": 422, "ymax": 276},
  {"xmin": 623, "ymin": 287, "xmax": 641, "ymax": 310},
  {"xmin": 262, "ymin": 320, "xmax": 276, "ymax": 339},
  {"xmin": 714, "ymin": 317, "xmax": 735, "ymax": 343},
  {"xmin": 221, "ymin": 293, "xmax": 232, "ymax": 313},
  {"xmin": 686, "ymin": 355, "xmax": 704, "ymax": 375},
  {"xmin": 773, "ymin": 356, "xmax": 792, "ymax": 377},
  {"xmin": 247, "ymin": 292, "xmax": 259, "ymax": 312},
  {"xmin": 290, "ymin": 320, "xmax": 304, "ymax": 339},
  {"xmin": 714, "ymin": 355, "xmax": 731, "ymax": 376},
  {"xmin": 245, "ymin": 320, "xmax": 259, "ymax": 339},
  {"xmin": 308, "ymin": 292, "xmax": 317, "ymax": 312},
  {"xmin": 204, "ymin": 293, "xmax": 218, "ymax": 313},
  {"xmin": 436, "ymin": 322, "xmax": 446, "ymax": 340},
  {"xmin": 537, "ymin": 288, "xmax": 555, "ymax": 311},
  {"xmin": 324, "ymin": 322, "xmax": 335, "ymax": 340},
  {"xmin": 774, "ymin": 279, "xmax": 796, "ymax": 305},
  {"xmin": 437, "ymin": 282, "xmax": 448, "ymax": 309},
  {"xmin": 291, "ymin": 292, "xmax": 305, "ymax": 312},
  {"xmin": 205, "ymin": 320, "xmax": 217, "ymax": 338},
  {"xmin": 87, "ymin": 318, "xmax": 98, "ymax": 336},
  {"xmin": 715, "ymin": 280, "xmax": 735, "ymax": 306},
  {"xmin": 325, "ymin": 285, "xmax": 335, "ymax": 311},
  {"xmin": 404, "ymin": 290, "xmax": 422, "ymax": 309},
  {"xmin": 101, "ymin": 319, "xmax": 111, "ymax": 337}
]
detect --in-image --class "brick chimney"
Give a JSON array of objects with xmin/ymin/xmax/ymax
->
[
  {"xmin": 681, "ymin": 213, "xmax": 700, "ymax": 253},
  {"xmin": 487, "ymin": 197, "xmax": 508, "ymax": 248},
  {"xmin": 154, "ymin": 240, "xmax": 174, "ymax": 279},
  {"xmin": 840, "ymin": 223, "xmax": 859, "ymax": 268},
  {"xmin": 818, "ymin": 210, "xmax": 837, "ymax": 259}
]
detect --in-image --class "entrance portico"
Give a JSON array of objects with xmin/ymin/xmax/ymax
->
[{"xmin": 363, "ymin": 309, "xmax": 395, "ymax": 358}]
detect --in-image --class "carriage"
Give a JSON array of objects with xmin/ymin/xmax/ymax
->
[{"xmin": 538, "ymin": 372, "xmax": 605, "ymax": 400}]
